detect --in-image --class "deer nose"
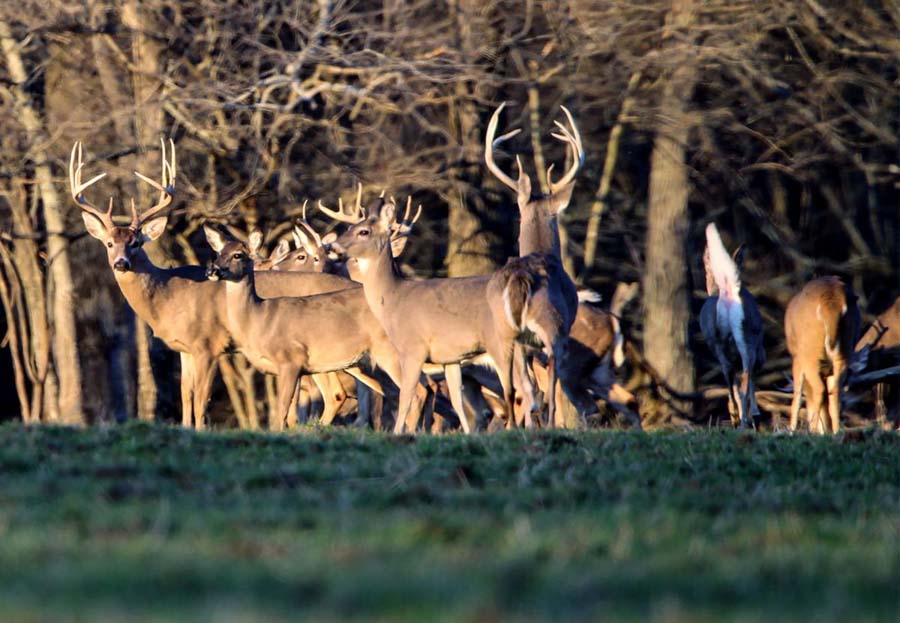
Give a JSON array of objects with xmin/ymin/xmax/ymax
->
[
  {"xmin": 113, "ymin": 258, "xmax": 131, "ymax": 272},
  {"xmin": 206, "ymin": 264, "xmax": 222, "ymax": 280}
]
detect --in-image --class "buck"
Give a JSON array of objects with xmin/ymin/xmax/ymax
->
[
  {"xmin": 484, "ymin": 102, "xmax": 594, "ymax": 426},
  {"xmin": 856, "ymin": 297, "xmax": 900, "ymax": 427},
  {"xmin": 70, "ymin": 141, "xmax": 359, "ymax": 429},
  {"xmin": 785, "ymin": 276, "xmax": 861, "ymax": 434},
  {"xmin": 204, "ymin": 226, "xmax": 426, "ymax": 430},
  {"xmin": 699, "ymin": 223, "xmax": 766, "ymax": 429},
  {"xmin": 333, "ymin": 198, "xmax": 554, "ymax": 433},
  {"xmin": 319, "ymin": 190, "xmax": 540, "ymax": 431}
]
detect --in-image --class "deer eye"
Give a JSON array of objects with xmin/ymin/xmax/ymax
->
[
  {"xmin": 358, "ymin": 229, "xmax": 370, "ymax": 237},
  {"xmin": 233, "ymin": 253, "xmax": 244, "ymax": 260},
  {"xmin": 106, "ymin": 242, "xmax": 113, "ymax": 248}
]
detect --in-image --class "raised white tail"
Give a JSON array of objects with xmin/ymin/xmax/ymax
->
[{"xmin": 705, "ymin": 223, "xmax": 741, "ymax": 304}]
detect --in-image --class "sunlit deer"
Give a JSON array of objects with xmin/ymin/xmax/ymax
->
[
  {"xmin": 205, "ymin": 226, "xmax": 425, "ymax": 430},
  {"xmin": 333, "ymin": 198, "xmax": 555, "ymax": 432},
  {"xmin": 699, "ymin": 223, "xmax": 766, "ymax": 429},
  {"xmin": 484, "ymin": 102, "xmax": 591, "ymax": 427},
  {"xmin": 786, "ymin": 276, "xmax": 861, "ymax": 434},
  {"xmin": 238, "ymin": 221, "xmax": 386, "ymax": 428},
  {"xmin": 70, "ymin": 140, "xmax": 360, "ymax": 429}
]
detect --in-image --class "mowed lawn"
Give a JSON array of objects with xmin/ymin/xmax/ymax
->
[{"xmin": 1, "ymin": 424, "xmax": 899, "ymax": 622}]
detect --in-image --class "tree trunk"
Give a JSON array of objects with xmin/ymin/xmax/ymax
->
[
  {"xmin": 641, "ymin": 0, "xmax": 697, "ymax": 417},
  {"xmin": 122, "ymin": 1, "xmax": 167, "ymax": 421},
  {"xmin": 445, "ymin": 0, "xmax": 499, "ymax": 278},
  {"xmin": 1, "ymin": 19, "xmax": 84, "ymax": 425}
]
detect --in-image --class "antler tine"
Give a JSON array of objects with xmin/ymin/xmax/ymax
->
[
  {"xmin": 295, "ymin": 219, "xmax": 323, "ymax": 249},
  {"xmin": 317, "ymin": 198, "xmax": 360, "ymax": 224},
  {"xmin": 356, "ymin": 183, "xmax": 366, "ymax": 219},
  {"xmin": 484, "ymin": 102, "xmax": 522, "ymax": 193},
  {"xmin": 132, "ymin": 137, "xmax": 176, "ymax": 229},
  {"xmin": 68, "ymin": 142, "xmax": 113, "ymax": 226},
  {"xmin": 294, "ymin": 200, "xmax": 323, "ymax": 248},
  {"xmin": 548, "ymin": 105, "xmax": 584, "ymax": 193}
]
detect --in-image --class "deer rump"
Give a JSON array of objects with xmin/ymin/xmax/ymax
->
[{"xmin": 700, "ymin": 290, "xmax": 766, "ymax": 374}]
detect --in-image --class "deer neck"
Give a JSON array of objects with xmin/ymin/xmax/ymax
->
[
  {"xmin": 222, "ymin": 269, "xmax": 261, "ymax": 342},
  {"xmin": 353, "ymin": 239, "xmax": 399, "ymax": 323},
  {"xmin": 518, "ymin": 208, "xmax": 560, "ymax": 257},
  {"xmin": 111, "ymin": 249, "xmax": 171, "ymax": 326}
]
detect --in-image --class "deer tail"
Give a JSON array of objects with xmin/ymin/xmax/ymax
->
[
  {"xmin": 502, "ymin": 269, "xmax": 534, "ymax": 332},
  {"xmin": 705, "ymin": 223, "xmax": 741, "ymax": 305}
]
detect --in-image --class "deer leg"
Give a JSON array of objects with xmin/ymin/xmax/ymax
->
[
  {"xmin": 354, "ymin": 380, "xmax": 372, "ymax": 428},
  {"xmin": 484, "ymin": 337, "xmax": 516, "ymax": 429},
  {"xmin": 179, "ymin": 353, "xmax": 195, "ymax": 428},
  {"xmin": 443, "ymin": 363, "xmax": 471, "ymax": 434},
  {"xmin": 461, "ymin": 376, "xmax": 493, "ymax": 432},
  {"xmin": 296, "ymin": 379, "xmax": 313, "ymax": 424},
  {"xmin": 191, "ymin": 355, "xmax": 218, "ymax": 431},
  {"xmin": 395, "ymin": 362, "xmax": 425, "ymax": 434},
  {"xmin": 275, "ymin": 367, "xmax": 301, "ymax": 431},
  {"xmin": 826, "ymin": 359, "xmax": 846, "ymax": 435},
  {"xmin": 315, "ymin": 372, "xmax": 346, "ymax": 427},
  {"xmin": 789, "ymin": 362, "xmax": 805, "ymax": 432},
  {"xmin": 512, "ymin": 344, "xmax": 539, "ymax": 428},
  {"xmin": 805, "ymin": 372, "xmax": 827, "ymax": 435},
  {"xmin": 286, "ymin": 380, "xmax": 300, "ymax": 429}
]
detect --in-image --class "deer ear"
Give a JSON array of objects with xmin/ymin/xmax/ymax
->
[
  {"xmin": 378, "ymin": 201, "xmax": 396, "ymax": 231},
  {"xmin": 548, "ymin": 181, "xmax": 576, "ymax": 214},
  {"xmin": 516, "ymin": 169, "xmax": 533, "ymax": 210},
  {"xmin": 81, "ymin": 213, "xmax": 108, "ymax": 241},
  {"xmin": 731, "ymin": 244, "xmax": 746, "ymax": 269},
  {"xmin": 204, "ymin": 225, "xmax": 228, "ymax": 253},
  {"xmin": 270, "ymin": 239, "xmax": 291, "ymax": 263},
  {"xmin": 140, "ymin": 216, "xmax": 168, "ymax": 242},
  {"xmin": 248, "ymin": 230, "xmax": 264, "ymax": 256}
]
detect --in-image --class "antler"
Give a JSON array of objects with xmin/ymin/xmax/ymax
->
[
  {"xmin": 484, "ymin": 102, "xmax": 523, "ymax": 193},
  {"xmin": 546, "ymin": 105, "xmax": 584, "ymax": 193},
  {"xmin": 69, "ymin": 142, "xmax": 114, "ymax": 229},
  {"xmin": 391, "ymin": 196, "xmax": 422, "ymax": 238},
  {"xmin": 131, "ymin": 138, "xmax": 177, "ymax": 230},
  {"xmin": 293, "ymin": 200, "xmax": 324, "ymax": 251},
  {"xmin": 388, "ymin": 196, "xmax": 422, "ymax": 257},
  {"xmin": 317, "ymin": 183, "xmax": 366, "ymax": 224}
]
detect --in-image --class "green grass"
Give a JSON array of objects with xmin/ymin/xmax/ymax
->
[{"xmin": 1, "ymin": 424, "xmax": 899, "ymax": 622}]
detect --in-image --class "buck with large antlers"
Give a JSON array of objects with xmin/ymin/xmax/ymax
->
[
  {"xmin": 70, "ymin": 140, "xmax": 360, "ymax": 429},
  {"xmin": 484, "ymin": 102, "xmax": 594, "ymax": 426},
  {"xmin": 785, "ymin": 276, "xmax": 861, "ymax": 434},
  {"xmin": 319, "ymin": 189, "xmax": 539, "ymax": 431},
  {"xmin": 332, "ymin": 198, "xmax": 553, "ymax": 433},
  {"xmin": 699, "ymin": 223, "xmax": 765, "ymax": 429}
]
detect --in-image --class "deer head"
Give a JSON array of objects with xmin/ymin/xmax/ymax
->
[
  {"xmin": 70, "ymin": 139, "xmax": 176, "ymax": 272},
  {"xmin": 484, "ymin": 102, "xmax": 583, "ymax": 256},
  {"xmin": 204, "ymin": 226, "xmax": 254, "ymax": 282}
]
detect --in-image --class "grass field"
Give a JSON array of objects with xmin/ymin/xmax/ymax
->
[{"xmin": 1, "ymin": 423, "xmax": 899, "ymax": 622}]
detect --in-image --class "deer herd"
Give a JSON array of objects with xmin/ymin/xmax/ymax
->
[{"xmin": 69, "ymin": 104, "xmax": 896, "ymax": 436}]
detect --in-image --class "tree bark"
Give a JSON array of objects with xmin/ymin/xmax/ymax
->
[
  {"xmin": 1, "ymin": 19, "xmax": 84, "ymax": 425},
  {"xmin": 641, "ymin": 0, "xmax": 697, "ymax": 416},
  {"xmin": 122, "ymin": 1, "xmax": 166, "ymax": 421},
  {"xmin": 445, "ymin": 0, "xmax": 499, "ymax": 278}
]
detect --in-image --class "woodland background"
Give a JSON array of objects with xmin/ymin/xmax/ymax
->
[{"xmin": 0, "ymin": 0, "xmax": 897, "ymax": 427}]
